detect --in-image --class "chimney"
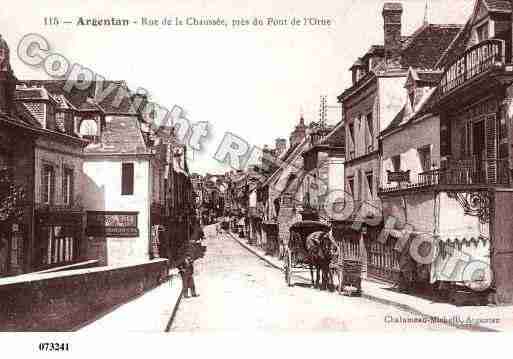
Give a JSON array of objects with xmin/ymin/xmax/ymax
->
[
  {"xmin": 0, "ymin": 34, "xmax": 15, "ymax": 115},
  {"xmin": 275, "ymin": 138, "xmax": 287, "ymax": 156},
  {"xmin": 382, "ymin": 2, "xmax": 403, "ymax": 67}
]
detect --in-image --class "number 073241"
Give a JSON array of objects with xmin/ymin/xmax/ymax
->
[{"xmin": 38, "ymin": 343, "xmax": 70, "ymax": 351}]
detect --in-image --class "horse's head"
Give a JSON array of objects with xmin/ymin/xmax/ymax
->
[{"xmin": 318, "ymin": 231, "xmax": 337, "ymax": 260}]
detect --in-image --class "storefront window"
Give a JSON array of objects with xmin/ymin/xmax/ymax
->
[{"xmin": 42, "ymin": 225, "xmax": 76, "ymax": 267}]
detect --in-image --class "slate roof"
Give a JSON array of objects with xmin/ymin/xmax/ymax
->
[
  {"xmin": 484, "ymin": 0, "xmax": 512, "ymax": 12},
  {"xmin": 84, "ymin": 115, "xmax": 149, "ymax": 155},
  {"xmin": 400, "ymin": 24, "xmax": 464, "ymax": 69},
  {"xmin": 15, "ymin": 86, "xmax": 57, "ymax": 103},
  {"xmin": 14, "ymin": 103, "xmax": 43, "ymax": 128},
  {"xmin": 339, "ymin": 22, "xmax": 463, "ymax": 101},
  {"xmin": 434, "ymin": 20, "xmax": 473, "ymax": 70},
  {"xmin": 20, "ymin": 80, "xmax": 137, "ymax": 115}
]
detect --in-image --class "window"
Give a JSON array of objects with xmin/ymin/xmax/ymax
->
[
  {"xmin": 366, "ymin": 171, "xmax": 374, "ymax": 197},
  {"xmin": 366, "ymin": 112, "xmax": 374, "ymax": 153},
  {"xmin": 348, "ymin": 122, "xmax": 355, "ymax": 159},
  {"xmin": 348, "ymin": 122, "xmax": 355, "ymax": 143},
  {"xmin": 41, "ymin": 164, "xmax": 55, "ymax": 205},
  {"xmin": 418, "ymin": 145, "xmax": 432, "ymax": 172},
  {"xmin": 79, "ymin": 118, "xmax": 98, "ymax": 140},
  {"xmin": 476, "ymin": 22, "xmax": 489, "ymax": 43},
  {"xmin": 121, "ymin": 163, "xmax": 134, "ymax": 195},
  {"xmin": 55, "ymin": 112, "xmax": 66, "ymax": 133},
  {"xmin": 347, "ymin": 176, "xmax": 355, "ymax": 197},
  {"xmin": 63, "ymin": 167, "xmax": 73, "ymax": 205},
  {"xmin": 392, "ymin": 155, "xmax": 401, "ymax": 172},
  {"xmin": 43, "ymin": 226, "xmax": 75, "ymax": 266},
  {"xmin": 366, "ymin": 113, "xmax": 374, "ymax": 138}
]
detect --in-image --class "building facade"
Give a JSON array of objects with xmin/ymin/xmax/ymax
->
[{"xmin": 337, "ymin": 2, "xmax": 463, "ymax": 282}]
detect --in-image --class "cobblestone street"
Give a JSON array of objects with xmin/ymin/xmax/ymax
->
[{"xmin": 169, "ymin": 225, "xmax": 459, "ymax": 332}]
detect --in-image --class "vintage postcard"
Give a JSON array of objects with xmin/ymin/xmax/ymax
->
[{"xmin": 1, "ymin": 0, "xmax": 513, "ymax": 351}]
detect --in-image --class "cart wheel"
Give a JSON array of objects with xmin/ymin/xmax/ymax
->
[{"xmin": 284, "ymin": 250, "xmax": 292, "ymax": 286}]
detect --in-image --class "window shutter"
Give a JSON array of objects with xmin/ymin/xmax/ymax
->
[
  {"xmin": 62, "ymin": 166, "xmax": 66, "ymax": 205},
  {"xmin": 70, "ymin": 170, "xmax": 74, "ymax": 206},
  {"xmin": 486, "ymin": 115, "xmax": 498, "ymax": 184},
  {"xmin": 50, "ymin": 167, "xmax": 55, "ymax": 205},
  {"xmin": 121, "ymin": 163, "xmax": 134, "ymax": 195},
  {"xmin": 41, "ymin": 165, "xmax": 46, "ymax": 204}
]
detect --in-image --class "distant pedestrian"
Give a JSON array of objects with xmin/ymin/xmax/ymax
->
[{"xmin": 178, "ymin": 256, "xmax": 198, "ymax": 298}]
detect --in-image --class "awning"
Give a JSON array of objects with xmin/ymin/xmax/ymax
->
[{"xmin": 430, "ymin": 232, "xmax": 491, "ymax": 285}]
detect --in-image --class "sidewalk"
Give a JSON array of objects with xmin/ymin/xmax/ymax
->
[
  {"xmin": 228, "ymin": 232, "xmax": 513, "ymax": 332},
  {"xmin": 78, "ymin": 269, "xmax": 183, "ymax": 332}
]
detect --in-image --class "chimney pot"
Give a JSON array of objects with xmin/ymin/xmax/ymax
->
[{"xmin": 383, "ymin": 2, "xmax": 403, "ymax": 67}]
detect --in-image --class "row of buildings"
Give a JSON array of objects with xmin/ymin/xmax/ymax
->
[
  {"xmin": 0, "ymin": 34, "xmax": 195, "ymax": 277},
  {"xmin": 227, "ymin": 0, "xmax": 513, "ymax": 304}
]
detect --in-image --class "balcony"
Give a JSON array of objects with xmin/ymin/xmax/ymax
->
[
  {"xmin": 380, "ymin": 159, "xmax": 511, "ymax": 194},
  {"xmin": 439, "ymin": 39, "xmax": 505, "ymax": 98}
]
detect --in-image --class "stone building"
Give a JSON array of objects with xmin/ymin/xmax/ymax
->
[
  {"xmin": 336, "ymin": 2, "xmax": 463, "ymax": 282},
  {"xmin": 0, "ymin": 36, "xmax": 37, "ymax": 276}
]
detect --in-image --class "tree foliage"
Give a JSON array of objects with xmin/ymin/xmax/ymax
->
[{"xmin": 0, "ymin": 167, "xmax": 25, "ymax": 223}]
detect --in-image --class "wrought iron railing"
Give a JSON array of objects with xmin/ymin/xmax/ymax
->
[
  {"xmin": 418, "ymin": 159, "xmax": 510, "ymax": 186},
  {"xmin": 380, "ymin": 159, "xmax": 511, "ymax": 193}
]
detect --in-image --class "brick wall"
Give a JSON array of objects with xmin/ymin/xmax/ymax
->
[{"xmin": 0, "ymin": 258, "xmax": 168, "ymax": 331}]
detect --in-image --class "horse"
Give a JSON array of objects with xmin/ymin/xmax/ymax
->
[{"xmin": 305, "ymin": 231, "xmax": 334, "ymax": 290}]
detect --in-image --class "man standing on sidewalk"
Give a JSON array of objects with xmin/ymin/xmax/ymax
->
[{"xmin": 179, "ymin": 256, "xmax": 199, "ymax": 298}]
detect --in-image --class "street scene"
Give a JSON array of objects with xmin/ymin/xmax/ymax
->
[
  {"xmin": 2, "ymin": 0, "xmax": 513, "ymax": 336},
  {"xmin": 170, "ymin": 224, "xmax": 457, "ymax": 332}
]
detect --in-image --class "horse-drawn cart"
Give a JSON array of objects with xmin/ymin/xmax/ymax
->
[{"xmin": 284, "ymin": 220, "xmax": 341, "ymax": 288}]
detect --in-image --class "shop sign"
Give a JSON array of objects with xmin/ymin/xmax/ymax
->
[
  {"xmin": 387, "ymin": 170, "xmax": 410, "ymax": 183},
  {"xmin": 440, "ymin": 39, "xmax": 504, "ymax": 96},
  {"xmin": 86, "ymin": 211, "xmax": 139, "ymax": 237}
]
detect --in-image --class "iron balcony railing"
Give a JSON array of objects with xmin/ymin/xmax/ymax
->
[
  {"xmin": 380, "ymin": 159, "xmax": 511, "ymax": 193},
  {"xmin": 418, "ymin": 159, "xmax": 510, "ymax": 186}
]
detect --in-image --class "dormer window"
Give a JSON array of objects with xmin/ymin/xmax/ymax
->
[
  {"xmin": 476, "ymin": 21, "xmax": 489, "ymax": 43},
  {"xmin": 79, "ymin": 118, "xmax": 99, "ymax": 142}
]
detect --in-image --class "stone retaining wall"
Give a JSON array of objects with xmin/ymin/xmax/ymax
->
[{"xmin": 0, "ymin": 259, "xmax": 168, "ymax": 331}]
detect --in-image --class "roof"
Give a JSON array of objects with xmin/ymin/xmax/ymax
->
[
  {"xmin": 483, "ymin": 0, "xmax": 512, "ymax": 12},
  {"xmin": 436, "ymin": 1, "xmax": 512, "ymax": 69},
  {"xmin": 339, "ymin": 22, "xmax": 463, "ymax": 101},
  {"xmin": 400, "ymin": 24, "xmax": 464, "ymax": 69},
  {"xmin": 20, "ymin": 80, "xmax": 137, "ymax": 115},
  {"xmin": 84, "ymin": 115, "xmax": 149, "ymax": 155},
  {"xmin": 14, "ymin": 103, "xmax": 43, "ymax": 127},
  {"xmin": 382, "ymin": 86, "xmax": 438, "ymax": 136},
  {"xmin": 15, "ymin": 86, "xmax": 57, "ymax": 103}
]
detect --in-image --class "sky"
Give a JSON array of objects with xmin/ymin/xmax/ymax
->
[{"xmin": 2, "ymin": 0, "xmax": 476, "ymax": 174}]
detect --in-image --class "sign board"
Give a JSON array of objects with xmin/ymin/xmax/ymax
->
[
  {"xmin": 86, "ymin": 211, "xmax": 139, "ymax": 237},
  {"xmin": 440, "ymin": 39, "xmax": 504, "ymax": 96},
  {"xmin": 387, "ymin": 170, "xmax": 410, "ymax": 184}
]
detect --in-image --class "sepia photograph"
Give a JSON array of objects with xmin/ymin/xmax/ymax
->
[{"xmin": 1, "ymin": 0, "xmax": 513, "ymax": 355}]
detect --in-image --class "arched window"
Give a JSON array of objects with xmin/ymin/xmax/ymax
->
[{"xmin": 79, "ymin": 118, "xmax": 98, "ymax": 139}]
